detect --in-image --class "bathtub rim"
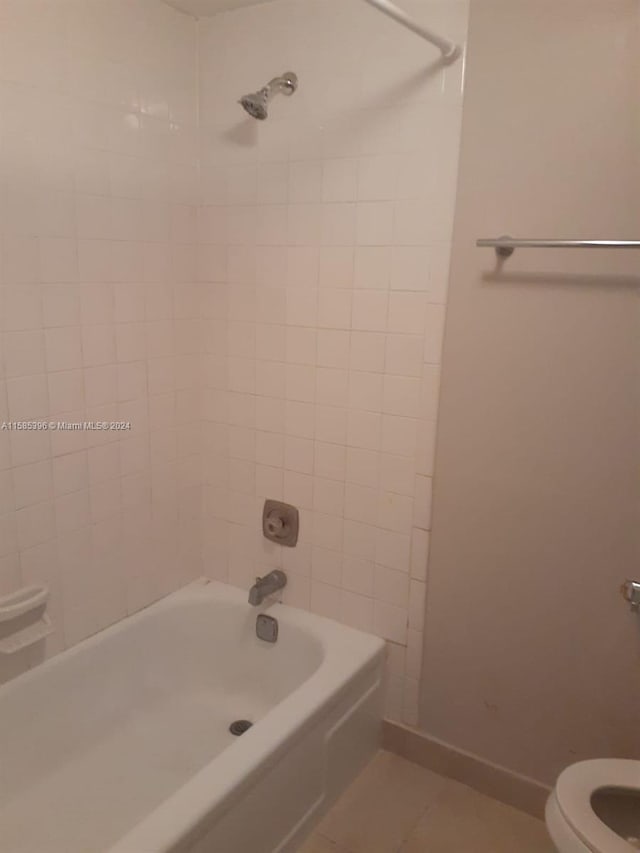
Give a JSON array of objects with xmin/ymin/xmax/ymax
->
[
  {"xmin": 108, "ymin": 578, "xmax": 385, "ymax": 853},
  {"xmin": 0, "ymin": 577, "xmax": 385, "ymax": 853}
]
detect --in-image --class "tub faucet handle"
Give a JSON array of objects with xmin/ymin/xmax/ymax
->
[{"xmin": 620, "ymin": 579, "xmax": 640, "ymax": 612}]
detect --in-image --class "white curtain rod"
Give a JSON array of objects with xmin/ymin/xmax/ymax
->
[{"xmin": 361, "ymin": 0, "xmax": 461, "ymax": 62}]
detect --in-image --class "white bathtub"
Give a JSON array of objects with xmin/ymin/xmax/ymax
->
[{"xmin": 0, "ymin": 578, "xmax": 384, "ymax": 853}]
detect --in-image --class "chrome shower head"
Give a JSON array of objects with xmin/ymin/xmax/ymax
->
[
  {"xmin": 239, "ymin": 91, "xmax": 269, "ymax": 120},
  {"xmin": 239, "ymin": 72, "xmax": 298, "ymax": 120}
]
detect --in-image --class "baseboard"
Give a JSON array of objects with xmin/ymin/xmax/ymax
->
[{"xmin": 383, "ymin": 720, "xmax": 550, "ymax": 819}]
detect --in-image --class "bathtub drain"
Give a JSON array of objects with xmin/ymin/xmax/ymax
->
[{"xmin": 229, "ymin": 719, "xmax": 253, "ymax": 736}]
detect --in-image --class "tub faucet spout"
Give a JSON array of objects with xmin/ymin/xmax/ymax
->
[{"xmin": 248, "ymin": 570, "xmax": 287, "ymax": 606}]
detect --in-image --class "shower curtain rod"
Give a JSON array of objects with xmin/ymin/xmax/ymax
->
[{"xmin": 361, "ymin": 0, "xmax": 461, "ymax": 62}]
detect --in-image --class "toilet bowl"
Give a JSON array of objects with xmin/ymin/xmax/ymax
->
[{"xmin": 546, "ymin": 759, "xmax": 640, "ymax": 852}]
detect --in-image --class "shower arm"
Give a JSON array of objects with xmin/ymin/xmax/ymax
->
[
  {"xmin": 263, "ymin": 75, "xmax": 297, "ymax": 98},
  {"xmin": 361, "ymin": 0, "xmax": 461, "ymax": 63}
]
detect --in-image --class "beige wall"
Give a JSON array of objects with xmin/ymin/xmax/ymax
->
[{"xmin": 420, "ymin": 0, "xmax": 640, "ymax": 785}]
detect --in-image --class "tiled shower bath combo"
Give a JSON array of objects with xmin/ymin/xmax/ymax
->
[{"xmin": 0, "ymin": 1, "xmax": 638, "ymax": 852}]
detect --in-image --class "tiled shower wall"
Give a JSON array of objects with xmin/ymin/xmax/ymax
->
[
  {"xmin": 0, "ymin": 0, "xmax": 467, "ymax": 725},
  {"xmin": 198, "ymin": 0, "xmax": 468, "ymax": 724},
  {"xmin": 0, "ymin": 0, "xmax": 201, "ymax": 680}
]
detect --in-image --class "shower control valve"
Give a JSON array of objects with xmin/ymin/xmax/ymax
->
[
  {"xmin": 262, "ymin": 500, "xmax": 299, "ymax": 547},
  {"xmin": 265, "ymin": 512, "xmax": 284, "ymax": 535}
]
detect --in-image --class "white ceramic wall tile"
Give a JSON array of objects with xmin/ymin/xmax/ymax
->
[
  {"xmin": 0, "ymin": 0, "xmax": 468, "ymax": 728},
  {"xmin": 198, "ymin": 0, "xmax": 467, "ymax": 725},
  {"xmin": 0, "ymin": 0, "xmax": 201, "ymax": 684}
]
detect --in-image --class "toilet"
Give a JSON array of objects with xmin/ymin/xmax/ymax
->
[{"xmin": 546, "ymin": 759, "xmax": 640, "ymax": 852}]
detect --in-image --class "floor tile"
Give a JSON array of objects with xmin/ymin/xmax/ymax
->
[
  {"xmin": 296, "ymin": 835, "xmax": 349, "ymax": 853},
  {"xmin": 398, "ymin": 776, "xmax": 555, "ymax": 853},
  {"xmin": 315, "ymin": 750, "xmax": 448, "ymax": 853}
]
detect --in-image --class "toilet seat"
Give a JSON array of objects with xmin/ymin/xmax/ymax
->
[{"xmin": 554, "ymin": 759, "xmax": 640, "ymax": 853}]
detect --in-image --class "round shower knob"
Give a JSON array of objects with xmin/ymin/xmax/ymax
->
[{"xmin": 265, "ymin": 511, "xmax": 286, "ymax": 536}]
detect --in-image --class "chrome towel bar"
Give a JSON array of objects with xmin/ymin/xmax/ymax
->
[{"xmin": 477, "ymin": 236, "xmax": 640, "ymax": 258}]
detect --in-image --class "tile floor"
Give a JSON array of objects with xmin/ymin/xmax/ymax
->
[{"xmin": 298, "ymin": 751, "xmax": 555, "ymax": 853}]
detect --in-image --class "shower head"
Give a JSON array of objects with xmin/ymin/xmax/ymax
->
[
  {"xmin": 239, "ymin": 91, "xmax": 269, "ymax": 121},
  {"xmin": 239, "ymin": 72, "xmax": 298, "ymax": 120}
]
